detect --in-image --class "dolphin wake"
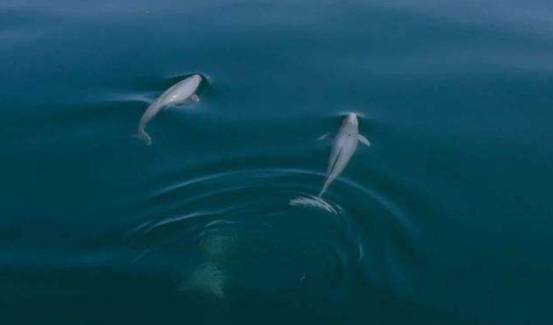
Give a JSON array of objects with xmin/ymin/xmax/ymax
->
[{"xmin": 289, "ymin": 194, "xmax": 342, "ymax": 215}]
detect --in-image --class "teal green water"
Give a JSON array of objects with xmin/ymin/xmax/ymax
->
[{"xmin": 2, "ymin": 0, "xmax": 553, "ymax": 324}]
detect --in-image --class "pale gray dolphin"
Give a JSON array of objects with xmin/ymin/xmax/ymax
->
[
  {"xmin": 135, "ymin": 74, "xmax": 202, "ymax": 145},
  {"xmin": 318, "ymin": 113, "xmax": 370, "ymax": 197}
]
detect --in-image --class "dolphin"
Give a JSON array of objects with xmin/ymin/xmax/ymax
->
[
  {"xmin": 135, "ymin": 74, "xmax": 202, "ymax": 145},
  {"xmin": 318, "ymin": 113, "xmax": 370, "ymax": 197}
]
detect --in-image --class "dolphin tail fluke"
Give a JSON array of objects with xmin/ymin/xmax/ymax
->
[{"xmin": 133, "ymin": 128, "xmax": 152, "ymax": 145}]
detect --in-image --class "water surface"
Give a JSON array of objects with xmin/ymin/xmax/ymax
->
[{"xmin": 2, "ymin": 0, "xmax": 553, "ymax": 324}]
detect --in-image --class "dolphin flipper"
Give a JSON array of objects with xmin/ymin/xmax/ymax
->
[
  {"xmin": 191, "ymin": 94, "xmax": 200, "ymax": 103},
  {"xmin": 358, "ymin": 134, "xmax": 370, "ymax": 147}
]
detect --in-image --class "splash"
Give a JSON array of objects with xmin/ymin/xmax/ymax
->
[{"xmin": 289, "ymin": 194, "xmax": 341, "ymax": 215}]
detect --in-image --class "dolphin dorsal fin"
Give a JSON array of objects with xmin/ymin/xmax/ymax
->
[{"xmin": 358, "ymin": 134, "xmax": 371, "ymax": 147}]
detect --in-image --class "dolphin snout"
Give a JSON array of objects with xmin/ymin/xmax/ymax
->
[
  {"xmin": 191, "ymin": 74, "xmax": 202, "ymax": 82},
  {"xmin": 346, "ymin": 113, "xmax": 358, "ymax": 126}
]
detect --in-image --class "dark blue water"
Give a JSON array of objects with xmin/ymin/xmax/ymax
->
[{"xmin": 2, "ymin": 0, "xmax": 553, "ymax": 324}]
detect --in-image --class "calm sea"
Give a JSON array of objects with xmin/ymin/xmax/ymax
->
[{"xmin": 2, "ymin": 0, "xmax": 553, "ymax": 324}]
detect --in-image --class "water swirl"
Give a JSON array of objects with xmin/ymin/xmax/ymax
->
[{"xmin": 127, "ymin": 162, "xmax": 417, "ymax": 300}]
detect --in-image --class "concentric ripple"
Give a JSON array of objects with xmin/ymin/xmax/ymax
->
[{"xmin": 127, "ymin": 164, "xmax": 417, "ymax": 300}]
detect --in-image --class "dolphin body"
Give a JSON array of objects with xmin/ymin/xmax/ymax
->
[
  {"xmin": 135, "ymin": 74, "xmax": 202, "ymax": 145},
  {"xmin": 318, "ymin": 113, "xmax": 370, "ymax": 197}
]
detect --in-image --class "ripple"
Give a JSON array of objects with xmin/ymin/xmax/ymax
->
[
  {"xmin": 132, "ymin": 210, "xmax": 231, "ymax": 235},
  {"xmin": 289, "ymin": 194, "xmax": 342, "ymax": 215},
  {"xmin": 128, "ymin": 164, "xmax": 417, "ymax": 299}
]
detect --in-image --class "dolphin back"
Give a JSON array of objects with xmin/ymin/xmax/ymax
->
[
  {"xmin": 134, "ymin": 75, "xmax": 202, "ymax": 146},
  {"xmin": 318, "ymin": 118, "xmax": 360, "ymax": 197},
  {"xmin": 158, "ymin": 75, "xmax": 202, "ymax": 107}
]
